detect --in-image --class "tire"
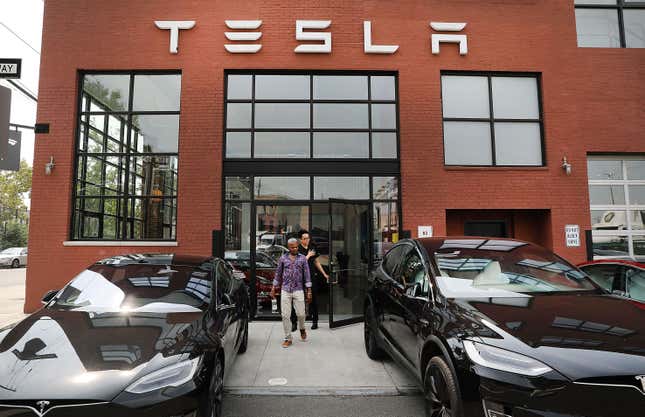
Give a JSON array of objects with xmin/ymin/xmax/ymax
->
[
  {"xmin": 11, "ymin": 259, "xmax": 19, "ymax": 268},
  {"xmin": 364, "ymin": 302, "xmax": 386, "ymax": 360},
  {"xmin": 424, "ymin": 356, "xmax": 463, "ymax": 417},
  {"xmin": 201, "ymin": 356, "xmax": 224, "ymax": 417},
  {"xmin": 237, "ymin": 310, "xmax": 249, "ymax": 354}
]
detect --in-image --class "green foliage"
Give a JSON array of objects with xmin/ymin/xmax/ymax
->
[
  {"xmin": 0, "ymin": 159, "xmax": 31, "ymax": 225},
  {"xmin": 84, "ymin": 79, "xmax": 125, "ymax": 111},
  {"xmin": 1, "ymin": 222, "xmax": 27, "ymax": 249}
]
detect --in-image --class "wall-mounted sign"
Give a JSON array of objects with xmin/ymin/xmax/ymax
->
[
  {"xmin": 565, "ymin": 225, "xmax": 580, "ymax": 247},
  {"xmin": 0, "ymin": 59, "xmax": 21, "ymax": 79},
  {"xmin": 0, "ymin": 85, "xmax": 10, "ymax": 160},
  {"xmin": 418, "ymin": 226, "xmax": 433, "ymax": 238},
  {"xmin": 155, "ymin": 20, "xmax": 468, "ymax": 55},
  {"xmin": 0, "ymin": 130, "xmax": 21, "ymax": 172}
]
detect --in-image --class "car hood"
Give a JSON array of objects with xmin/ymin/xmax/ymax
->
[
  {"xmin": 0, "ymin": 309, "xmax": 205, "ymax": 401},
  {"xmin": 455, "ymin": 293, "xmax": 645, "ymax": 380}
]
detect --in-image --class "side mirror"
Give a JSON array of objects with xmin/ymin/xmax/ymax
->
[{"xmin": 41, "ymin": 290, "xmax": 58, "ymax": 305}]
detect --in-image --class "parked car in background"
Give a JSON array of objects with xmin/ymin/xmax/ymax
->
[
  {"xmin": 578, "ymin": 259, "xmax": 645, "ymax": 307},
  {"xmin": 225, "ymin": 250, "xmax": 276, "ymax": 310},
  {"xmin": 364, "ymin": 237, "xmax": 645, "ymax": 417},
  {"xmin": 0, "ymin": 247, "xmax": 27, "ymax": 268},
  {"xmin": 0, "ymin": 253, "xmax": 249, "ymax": 417}
]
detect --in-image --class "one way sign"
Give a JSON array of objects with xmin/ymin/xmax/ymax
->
[{"xmin": 0, "ymin": 59, "xmax": 21, "ymax": 79}]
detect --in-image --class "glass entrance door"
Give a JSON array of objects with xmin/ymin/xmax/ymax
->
[{"xmin": 328, "ymin": 199, "xmax": 371, "ymax": 328}]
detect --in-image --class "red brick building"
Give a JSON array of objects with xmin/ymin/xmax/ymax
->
[{"xmin": 27, "ymin": 0, "xmax": 644, "ymax": 318}]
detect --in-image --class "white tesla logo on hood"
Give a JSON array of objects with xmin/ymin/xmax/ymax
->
[{"xmin": 636, "ymin": 375, "xmax": 645, "ymax": 393}]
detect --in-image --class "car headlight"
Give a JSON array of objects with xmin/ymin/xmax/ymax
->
[
  {"xmin": 463, "ymin": 340, "xmax": 552, "ymax": 377},
  {"xmin": 124, "ymin": 357, "xmax": 200, "ymax": 394}
]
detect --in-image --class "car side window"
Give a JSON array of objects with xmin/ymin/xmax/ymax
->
[
  {"xmin": 382, "ymin": 244, "xmax": 412, "ymax": 285},
  {"xmin": 401, "ymin": 251, "xmax": 429, "ymax": 297},
  {"xmin": 625, "ymin": 267, "xmax": 645, "ymax": 302},
  {"xmin": 21, "ymin": 249, "xmax": 27, "ymax": 255},
  {"xmin": 582, "ymin": 264, "xmax": 620, "ymax": 292},
  {"xmin": 215, "ymin": 262, "xmax": 233, "ymax": 305}
]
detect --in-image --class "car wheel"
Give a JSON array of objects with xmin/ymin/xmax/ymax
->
[
  {"xmin": 424, "ymin": 356, "xmax": 463, "ymax": 417},
  {"xmin": 203, "ymin": 356, "xmax": 224, "ymax": 417},
  {"xmin": 238, "ymin": 310, "xmax": 249, "ymax": 354},
  {"xmin": 364, "ymin": 302, "xmax": 386, "ymax": 360},
  {"xmin": 11, "ymin": 259, "xmax": 19, "ymax": 268}
]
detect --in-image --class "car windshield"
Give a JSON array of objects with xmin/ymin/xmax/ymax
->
[
  {"xmin": 434, "ymin": 239, "xmax": 597, "ymax": 294},
  {"xmin": 225, "ymin": 251, "xmax": 277, "ymax": 268},
  {"xmin": 0, "ymin": 248, "xmax": 20, "ymax": 255},
  {"xmin": 50, "ymin": 263, "xmax": 213, "ymax": 313}
]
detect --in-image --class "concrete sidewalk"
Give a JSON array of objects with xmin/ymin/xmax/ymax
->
[
  {"xmin": 0, "ymin": 268, "xmax": 27, "ymax": 327},
  {"xmin": 225, "ymin": 321, "xmax": 420, "ymax": 396}
]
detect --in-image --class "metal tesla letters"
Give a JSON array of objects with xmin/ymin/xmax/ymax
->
[{"xmin": 154, "ymin": 20, "xmax": 468, "ymax": 55}]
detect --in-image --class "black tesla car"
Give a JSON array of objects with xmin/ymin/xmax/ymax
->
[
  {"xmin": 0, "ymin": 254, "xmax": 249, "ymax": 417},
  {"xmin": 364, "ymin": 237, "xmax": 645, "ymax": 417}
]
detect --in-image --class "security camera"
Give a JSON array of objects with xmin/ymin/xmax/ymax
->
[
  {"xmin": 561, "ymin": 157, "xmax": 572, "ymax": 176},
  {"xmin": 45, "ymin": 156, "xmax": 55, "ymax": 175}
]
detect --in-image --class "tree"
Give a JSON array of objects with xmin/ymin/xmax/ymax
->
[{"xmin": 0, "ymin": 160, "xmax": 32, "ymax": 247}]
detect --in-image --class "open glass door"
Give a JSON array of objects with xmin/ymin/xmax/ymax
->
[{"xmin": 328, "ymin": 199, "xmax": 371, "ymax": 328}]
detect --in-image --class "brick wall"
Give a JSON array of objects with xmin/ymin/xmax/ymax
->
[{"xmin": 26, "ymin": 0, "xmax": 645, "ymax": 311}]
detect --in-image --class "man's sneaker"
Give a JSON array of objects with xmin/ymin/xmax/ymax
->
[
  {"xmin": 282, "ymin": 339, "xmax": 292, "ymax": 348},
  {"xmin": 300, "ymin": 329, "xmax": 307, "ymax": 341}
]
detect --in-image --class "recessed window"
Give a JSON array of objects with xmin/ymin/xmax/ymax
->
[
  {"xmin": 224, "ymin": 73, "xmax": 398, "ymax": 159},
  {"xmin": 588, "ymin": 156, "xmax": 645, "ymax": 261},
  {"xmin": 574, "ymin": 1, "xmax": 645, "ymax": 48},
  {"xmin": 72, "ymin": 72, "xmax": 180, "ymax": 240},
  {"xmin": 441, "ymin": 73, "xmax": 544, "ymax": 167}
]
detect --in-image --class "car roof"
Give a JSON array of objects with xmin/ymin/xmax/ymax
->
[
  {"xmin": 415, "ymin": 236, "xmax": 535, "ymax": 254},
  {"xmin": 94, "ymin": 253, "xmax": 214, "ymax": 267},
  {"xmin": 578, "ymin": 259, "xmax": 645, "ymax": 269}
]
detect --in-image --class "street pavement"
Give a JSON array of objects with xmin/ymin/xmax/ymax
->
[
  {"xmin": 0, "ymin": 268, "xmax": 26, "ymax": 327},
  {"xmin": 222, "ymin": 394, "xmax": 425, "ymax": 417}
]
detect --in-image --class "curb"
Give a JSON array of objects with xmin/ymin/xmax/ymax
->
[{"xmin": 224, "ymin": 386, "xmax": 421, "ymax": 396}]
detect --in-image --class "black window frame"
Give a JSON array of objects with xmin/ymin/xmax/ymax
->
[
  {"xmin": 71, "ymin": 70, "xmax": 181, "ymax": 241},
  {"xmin": 440, "ymin": 71, "xmax": 546, "ymax": 167},
  {"xmin": 574, "ymin": 0, "xmax": 645, "ymax": 48}
]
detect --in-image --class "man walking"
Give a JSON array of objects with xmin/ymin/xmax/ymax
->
[
  {"xmin": 271, "ymin": 238, "xmax": 312, "ymax": 348},
  {"xmin": 291, "ymin": 230, "xmax": 329, "ymax": 330}
]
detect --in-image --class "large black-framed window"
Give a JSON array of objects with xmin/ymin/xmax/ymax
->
[
  {"xmin": 574, "ymin": 1, "xmax": 645, "ymax": 48},
  {"xmin": 224, "ymin": 72, "xmax": 398, "ymax": 160},
  {"xmin": 72, "ymin": 71, "xmax": 181, "ymax": 241},
  {"xmin": 441, "ymin": 71, "xmax": 545, "ymax": 167}
]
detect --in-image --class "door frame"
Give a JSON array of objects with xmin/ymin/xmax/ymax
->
[{"xmin": 327, "ymin": 199, "xmax": 373, "ymax": 328}]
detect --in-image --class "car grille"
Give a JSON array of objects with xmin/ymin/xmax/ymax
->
[
  {"xmin": 574, "ymin": 376, "xmax": 645, "ymax": 394},
  {"xmin": 0, "ymin": 400, "xmax": 107, "ymax": 417}
]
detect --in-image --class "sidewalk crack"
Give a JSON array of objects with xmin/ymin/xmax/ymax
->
[{"xmin": 251, "ymin": 322, "xmax": 273, "ymax": 386}]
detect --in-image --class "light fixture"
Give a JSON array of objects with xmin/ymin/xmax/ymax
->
[
  {"xmin": 561, "ymin": 156, "xmax": 572, "ymax": 176},
  {"xmin": 44, "ymin": 156, "xmax": 55, "ymax": 175}
]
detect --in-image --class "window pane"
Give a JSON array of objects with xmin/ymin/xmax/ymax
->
[
  {"xmin": 494, "ymin": 122, "xmax": 542, "ymax": 166},
  {"xmin": 373, "ymin": 177, "xmax": 398, "ymax": 200},
  {"xmin": 104, "ymin": 156, "xmax": 125, "ymax": 195},
  {"xmin": 591, "ymin": 209, "xmax": 627, "ymax": 230},
  {"xmin": 588, "ymin": 159, "xmax": 623, "ymax": 180},
  {"xmin": 225, "ymin": 132, "xmax": 251, "ymax": 158},
  {"xmin": 441, "ymin": 76, "xmax": 489, "ymax": 118},
  {"xmin": 128, "ymin": 156, "xmax": 178, "ymax": 198},
  {"xmin": 492, "ymin": 77, "xmax": 540, "ymax": 119},
  {"xmin": 629, "ymin": 185, "xmax": 645, "ymax": 205},
  {"xmin": 133, "ymin": 74, "xmax": 181, "ymax": 111},
  {"xmin": 313, "ymin": 104, "xmax": 368, "ymax": 128},
  {"xmin": 254, "ymin": 177, "xmax": 310, "ymax": 200},
  {"xmin": 371, "ymin": 104, "xmax": 396, "ymax": 129},
  {"xmin": 87, "ymin": 128, "xmax": 104, "ymax": 153},
  {"xmin": 314, "ymin": 177, "xmax": 369, "ymax": 199},
  {"xmin": 313, "ymin": 76, "xmax": 368, "ymax": 100},
  {"xmin": 373, "ymin": 202, "xmax": 398, "ymax": 266},
  {"xmin": 255, "ymin": 103, "xmax": 309, "ymax": 128},
  {"xmin": 624, "ymin": 10, "xmax": 645, "ymax": 48},
  {"xmin": 575, "ymin": 9, "xmax": 621, "ymax": 47},
  {"xmin": 130, "ymin": 115, "xmax": 179, "ymax": 153},
  {"xmin": 370, "ymin": 76, "xmax": 395, "ymax": 101},
  {"xmin": 630, "ymin": 210, "xmax": 645, "ymax": 231},
  {"xmin": 226, "ymin": 103, "xmax": 252, "ymax": 128},
  {"xmin": 592, "ymin": 234, "xmax": 629, "ymax": 257},
  {"xmin": 89, "ymin": 113, "xmax": 105, "ymax": 130},
  {"xmin": 443, "ymin": 122, "xmax": 492, "ymax": 165},
  {"xmin": 82, "ymin": 215, "xmax": 100, "ymax": 238},
  {"xmin": 83, "ymin": 74, "xmax": 130, "ymax": 112},
  {"xmin": 225, "ymin": 177, "xmax": 252, "ymax": 200},
  {"xmin": 129, "ymin": 197, "xmax": 177, "ymax": 239},
  {"xmin": 313, "ymin": 132, "xmax": 368, "ymax": 158},
  {"xmin": 372, "ymin": 132, "xmax": 397, "ymax": 158},
  {"xmin": 255, "ymin": 75, "xmax": 310, "ymax": 100},
  {"xmin": 589, "ymin": 185, "xmax": 626, "ymax": 205},
  {"xmin": 574, "ymin": 1, "xmax": 616, "ymax": 4},
  {"xmin": 626, "ymin": 160, "xmax": 645, "ymax": 180},
  {"xmin": 225, "ymin": 202, "xmax": 252, "ymax": 251},
  {"xmin": 108, "ymin": 115, "xmax": 124, "ymax": 140},
  {"xmin": 634, "ymin": 235, "xmax": 645, "ymax": 261},
  {"xmin": 255, "ymin": 132, "xmax": 309, "ymax": 158},
  {"xmin": 227, "ymin": 75, "xmax": 252, "ymax": 100}
]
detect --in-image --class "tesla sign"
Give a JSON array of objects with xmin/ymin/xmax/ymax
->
[{"xmin": 155, "ymin": 20, "xmax": 468, "ymax": 55}]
